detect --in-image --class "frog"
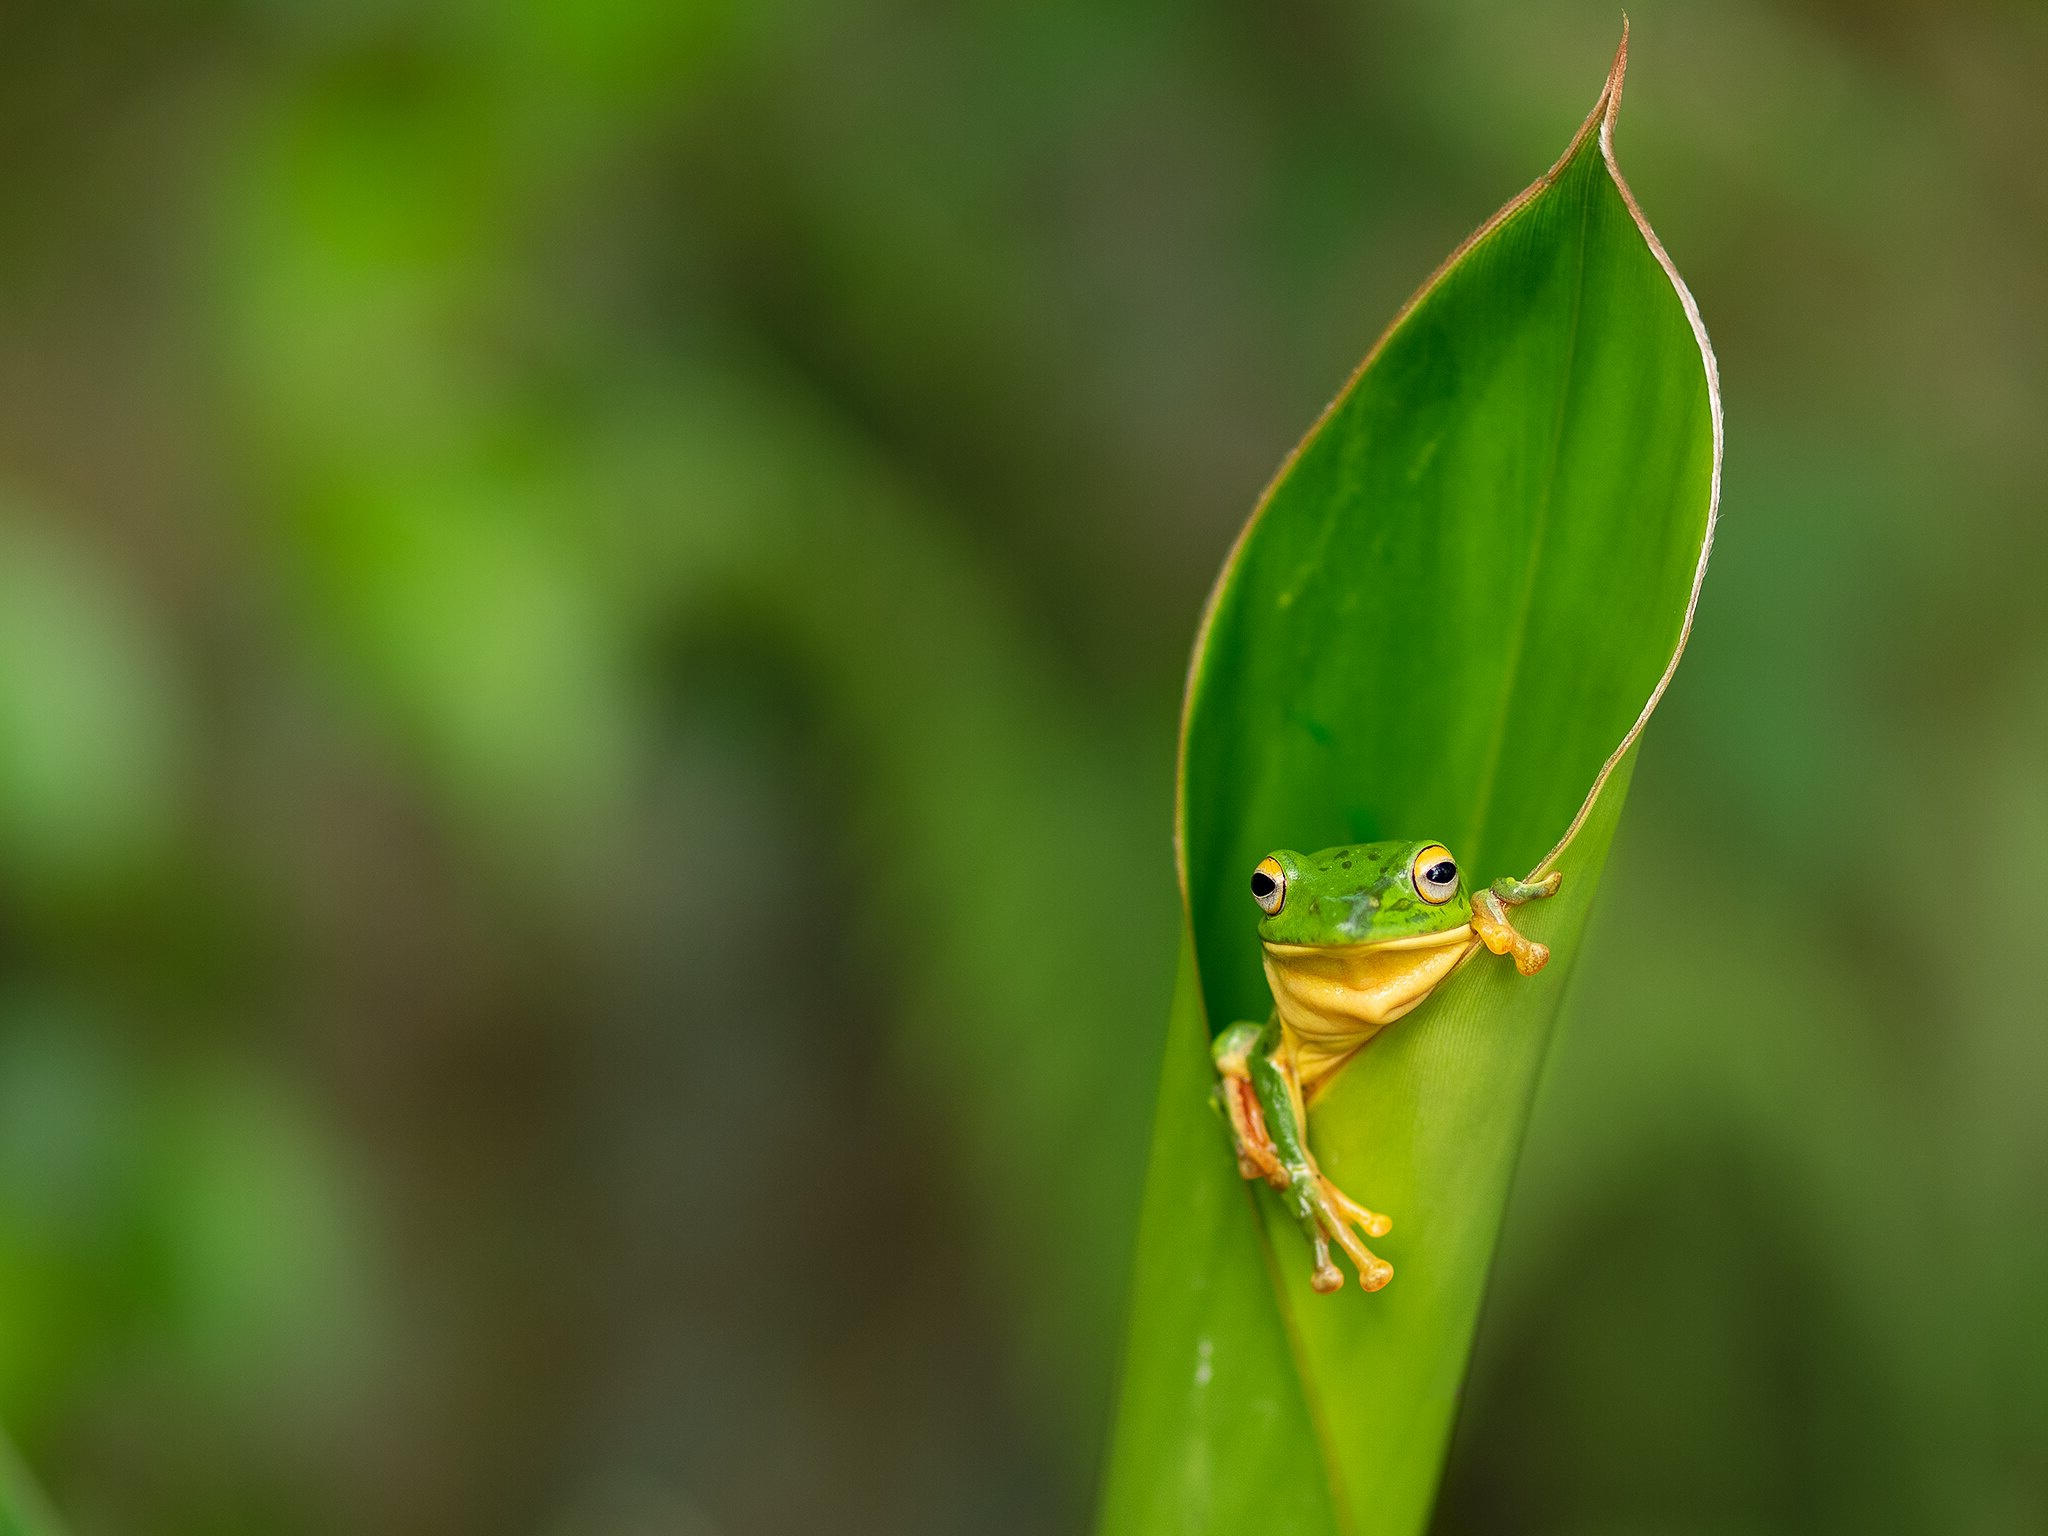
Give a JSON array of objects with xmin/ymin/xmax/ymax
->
[{"xmin": 1211, "ymin": 839, "xmax": 1560, "ymax": 1293}]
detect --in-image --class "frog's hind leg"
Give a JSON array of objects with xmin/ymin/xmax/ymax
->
[
  {"xmin": 1211, "ymin": 1022, "xmax": 1286, "ymax": 1186},
  {"xmin": 1245, "ymin": 1027, "xmax": 1394, "ymax": 1293}
]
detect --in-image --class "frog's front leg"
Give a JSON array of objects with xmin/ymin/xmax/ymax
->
[
  {"xmin": 1469, "ymin": 870, "xmax": 1564, "ymax": 975},
  {"xmin": 1213, "ymin": 1018, "xmax": 1393, "ymax": 1293}
]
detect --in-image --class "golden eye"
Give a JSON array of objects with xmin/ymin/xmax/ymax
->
[
  {"xmin": 1412, "ymin": 844, "xmax": 1459, "ymax": 905},
  {"xmin": 1250, "ymin": 856, "xmax": 1286, "ymax": 916}
]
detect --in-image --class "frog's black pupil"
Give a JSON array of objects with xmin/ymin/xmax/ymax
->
[
  {"xmin": 1251, "ymin": 872, "xmax": 1277, "ymax": 899},
  {"xmin": 1424, "ymin": 861, "xmax": 1456, "ymax": 886}
]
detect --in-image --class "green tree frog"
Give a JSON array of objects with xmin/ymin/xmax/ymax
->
[{"xmin": 1211, "ymin": 840, "xmax": 1560, "ymax": 1294}]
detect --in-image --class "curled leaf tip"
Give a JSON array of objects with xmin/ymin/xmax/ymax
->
[{"xmin": 1598, "ymin": 20, "xmax": 1630, "ymax": 151}]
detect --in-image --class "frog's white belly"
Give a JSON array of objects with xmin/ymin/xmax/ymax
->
[{"xmin": 1261, "ymin": 927, "xmax": 1478, "ymax": 1099}]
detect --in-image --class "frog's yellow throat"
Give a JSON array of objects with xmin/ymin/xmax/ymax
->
[{"xmin": 1261, "ymin": 928, "xmax": 1478, "ymax": 1101}]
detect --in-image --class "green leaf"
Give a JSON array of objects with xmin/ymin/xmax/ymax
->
[
  {"xmin": 0, "ymin": 1429, "xmax": 66, "ymax": 1536},
  {"xmin": 1099, "ymin": 32, "xmax": 1720, "ymax": 1536}
]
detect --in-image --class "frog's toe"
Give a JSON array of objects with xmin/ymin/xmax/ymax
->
[
  {"xmin": 1309, "ymin": 1234, "xmax": 1344, "ymax": 1294},
  {"xmin": 1321, "ymin": 1176, "xmax": 1391, "ymax": 1238},
  {"xmin": 1329, "ymin": 1230, "xmax": 1393, "ymax": 1292}
]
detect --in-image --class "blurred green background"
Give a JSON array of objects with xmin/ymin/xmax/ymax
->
[{"xmin": 0, "ymin": 1, "xmax": 2041, "ymax": 1532}]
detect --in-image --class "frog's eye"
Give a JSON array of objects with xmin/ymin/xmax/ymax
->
[
  {"xmin": 1250, "ymin": 856, "xmax": 1287, "ymax": 916},
  {"xmin": 1412, "ymin": 844, "xmax": 1459, "ymax": 905}
]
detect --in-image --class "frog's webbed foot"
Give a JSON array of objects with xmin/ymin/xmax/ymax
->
[
  {"xmin": 1297, "ymin": 1172, "xmax": 1393, "ymax": 1293},
  {"xmin": 1470, "ymin": 870, "xmax": 1563, "ymax": 976}
]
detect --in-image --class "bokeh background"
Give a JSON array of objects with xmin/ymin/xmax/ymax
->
[{"xmin": 0, "ymin": 0, "xmax": 2042, "ymax": 1531}]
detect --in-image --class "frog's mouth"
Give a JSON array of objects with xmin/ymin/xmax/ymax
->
[{"xmin": 1261, "ymin": 927, "xmax": 1478, "ymax": 1100}]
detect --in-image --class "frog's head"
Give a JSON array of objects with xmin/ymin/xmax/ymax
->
[{"xmin": 1250, "ymin": 840, "xmax": 1470, "ymax": 947}]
